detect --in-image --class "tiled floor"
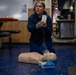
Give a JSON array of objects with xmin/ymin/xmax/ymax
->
[{"xmin": 0, "ymin": 44, "xmax": 76, "ymax": 75}]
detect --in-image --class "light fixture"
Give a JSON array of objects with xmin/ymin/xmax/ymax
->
[{"xmin": 13, "ymin": 14, "xmax": 21, "ymax": 18}]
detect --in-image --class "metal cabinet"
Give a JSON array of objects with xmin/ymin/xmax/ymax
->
[{"xmin": 56, "ymin": 20, "xmax": 74, "ymax": 38}]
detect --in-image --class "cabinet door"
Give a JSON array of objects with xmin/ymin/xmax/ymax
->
[
  {"xmin": 60, "ymin": 22, "xmax": 74, "ymax": 38},
  {"xmin": 74, "ymin": 2, "xmax": 76, "ymax": 37}
]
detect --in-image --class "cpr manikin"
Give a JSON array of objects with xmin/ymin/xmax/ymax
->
[{"xmin": 18, "ymin": 50, "xmax": 57, "ymax": 64}]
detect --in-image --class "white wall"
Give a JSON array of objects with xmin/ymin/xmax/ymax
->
[
  {"xmin": 28, "ymin": 0, "xmax": 51, "ymax": 8},
  {"xmin": 0, "ymin": 0, "xmax": 51, "ymax": 20}
]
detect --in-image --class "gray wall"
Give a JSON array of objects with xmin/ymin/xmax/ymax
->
[{"xmin": 0, "ymin": 0, "xmax": 50, "ymax": 20}]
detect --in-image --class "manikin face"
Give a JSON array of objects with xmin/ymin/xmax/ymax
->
[{"xmin": 35, "ymin": 3, "xmax": 45, "ymax": 16}]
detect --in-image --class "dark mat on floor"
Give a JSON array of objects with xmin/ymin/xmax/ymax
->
[{"xmin": 68, "ymin": 67, "xmax": 76, "ymax": 75}]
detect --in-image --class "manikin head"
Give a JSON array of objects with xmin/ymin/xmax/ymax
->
[{"xmin": 41, "ymin": 50, "xmax": 57, "ymax": 61}]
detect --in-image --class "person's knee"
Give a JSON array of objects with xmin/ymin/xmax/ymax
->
[{"xmin": 49, "ymin": 48, "xmax": 56, "ymax": 53}]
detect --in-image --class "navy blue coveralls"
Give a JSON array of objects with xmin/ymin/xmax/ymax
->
[{"xmin": 27, "ymin": 11, "xmax": 55, "ymax": 54}]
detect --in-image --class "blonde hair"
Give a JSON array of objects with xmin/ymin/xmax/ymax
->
[{"xmin": 36, "ymin": 1, "xmax": 45, "ymax": 8}]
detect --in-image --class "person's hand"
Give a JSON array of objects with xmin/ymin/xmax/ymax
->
[
  {"xmin": 36, "ymin": 21, "xmax": 46, "ymax": 28},
  {"xmin": 43, "ymin": 22, "xmax": 46, "ymax": 27}
]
